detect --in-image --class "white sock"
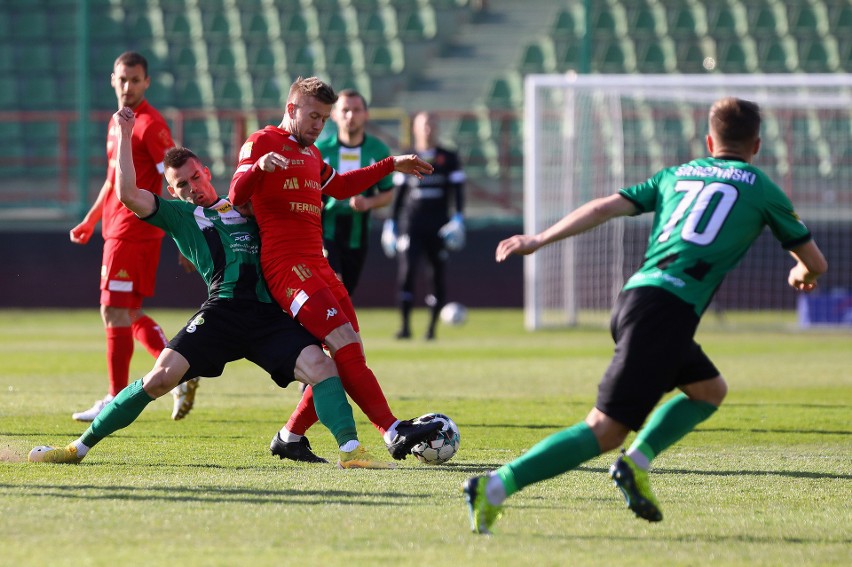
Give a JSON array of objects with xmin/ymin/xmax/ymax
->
[
  {"xmin": 625, "ymin": 448, "xmax": 650, "ymax": 471},
  {"xmin": 485, "ymin": 473, "xmax": 507, "ymax": 506},
  {"xmin": 72, "ymin": 439, "xmax": 90, "ymax": 458},
  {"xmin": 279, "ymin": 427, "xmax": 303, "ymax": 443},
  {"xmin": 382, "ymin": 419, "xmax": 402, "ymax": 445},
  {"xmin": 339, "ymin": 440, "xmax": 360, "ymax": 453}
]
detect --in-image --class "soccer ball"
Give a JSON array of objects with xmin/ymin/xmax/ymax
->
[
  {"xmin": 439, "ymin": 302, "xmax": 467, "ymax": 326},
  {"xmin": 409, "ymin": 412, "xmax": 460, "ymax": 465}
]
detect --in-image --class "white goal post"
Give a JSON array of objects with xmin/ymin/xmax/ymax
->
[{"xmin": 523, "ymin": 74, "xmax": 852, "ymax": 330}]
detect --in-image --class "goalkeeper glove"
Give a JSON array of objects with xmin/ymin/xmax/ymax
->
[
  {"xmin": 438, "ymin": 213, "xmax": 465, "ymax": 251},
  {"xmin": 381, "ymin": 219, "xmax": 398, "ymax": 258}
]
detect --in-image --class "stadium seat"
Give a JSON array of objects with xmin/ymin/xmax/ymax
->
[
  {"xmin": 398, "ymin": 7, "xmax": 437, "ymax": 42},
  {"xmin": 171, "ymin": 44, "xmax": 201, "ymax": 72},
  {"xmin": 630, "ymin": 3, "xmax": 666, "ymax": 39},
  {"xmin": 332, "ymin": 70, "xmax": 372, "ymax": 104},
  {"xmin": 707, "ymin": 2, "xmax": 747, "ymax": 37},
  {"xmin": 124, "ymin": 11, "xmax": 157, "ymax": 41},
  {"xmin": 453, "ymin": 114, "xmax": 486, "ymax": 146},
  {"xmin": 359, "ymin": 10, "xmax": 397, "ymax": 44},
  {"xmin": 17, "ymin": 44, "xmax": 53, "ymax": 73},
  {"xmin": 19, "ymin": 77, "xmax": 57, "ymax": 110},
  {"xmin": 147, "ymin": 72, "xmax": 175, "ymax": 108},
  {"xmin": 594, "ymin": 38, "xmax": 636, "ymax": 74},
  {"xmin": 666, "ymin": 3, "xmax": 707, "ymax": 39},
  {"xmin": 556, "ymin": 41, "xmax": 582, "ymax": 72},
  {"xmin": 246, "ymin": 42, "xmax": 282, "ymax": 76},
  {"xmin": 202, "ymin": 12, "xmax": 232, "ymax": 40},
  {"xmin": 46, "ymin": 5, "xmax": 77, "ymax": 41},
  {"xmin": 551, "ymin": 6, "xmax": 583, "ymax": 42},
  {"xmin": 163, "ymin": 12, "xmax": 197, "ymax": 38},
  {"xmin": 797, "ymin": 37, "xmax": 839, "ymax": 72},
  {"xmin": 208, "ymin": 44, "xmax": 242, "ymax": 76},
  {"xmin": 281, "ymin": 10, "xmax": 320, "ymax": 42},
  {"xmin": 748, "ymin": 0, "xmax": 788, "ymax": 38},
  {"xmin": 365, "ymin": 40, "xmax": 405, "ymax": 75},
  {"xmin": 173, "ymin": 77, "xmax": 207, "ymax": 108},
  {"xmin": 787, "ymin": 1, "xmax": 829, "ymax": 38},
  {"xmin": 675, "ymin": 36, "xmax": 713, "ymax": 73},
  {"xmin": 288, "ymin": 41, "xmax": 327, "ymax": 77},
  {"xmin": 321, "ymin": 10, "xmax": 359, "ymax": 40},
  {"xmin": 241, "ymin": 11, "xmax": 271, "ymax": 39},
  {"xmin": 484, "ymin": 73, "xmax": 522, "ymax": 110},
  {"xmin": 518, "ymin": 38, "xmax": 557, "ymax": 75},
  {"xmin": 253, "ymin": 76, "xmax": 285, "ymax": 108},
  {"xmin": 715, "ymin": 37, "xmax": 758, "ymax": 73},
  {"xmin": 589, "ymin": 2, "xmax": 627, "ymax": 39},
  {"xmin": 325, "ymin": 40, "xmax": 365, "ymax": 74},
  {"xmin": 758, "ymin": 36, "xmax": 798, "ymax": 73},
  {"xmin": 635, "ymin": 37, "xmax": 677, "ymax": 73},
  {"xmin": 828, "ymin": 1, "xmax": 852, "ymax": 37},
  {"xmin": 213, "ymin": 76, "xmax": 247, "ymax": 109},
  {"xmin": 0, "ymin": 42, "xmax": 13, "ymax": 74}
]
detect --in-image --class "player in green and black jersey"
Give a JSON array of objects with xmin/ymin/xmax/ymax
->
[
  {"xmin": 316, "ymin": 89, "xmax": 394, "ymax": 294},
  {"xmin": 464, "ymin": 97, "xmax": 828, "ymax": 534},
  {"xmin": 27, "ymin": 107, "xmax": 393, "ymax": 469}
]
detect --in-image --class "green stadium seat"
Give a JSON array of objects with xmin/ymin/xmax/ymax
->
[
  {"xmin": 551, "ymin": 7, "xmax": 583, "ymax": 42},
  {"xmin": 208, "ymin": 44, "xmax": 242, "ymax": 76},
  {"xmin": 16, "ymin": 44, "xmax": 52, "ymax": 72},
  {"xmin": 47, "ymin": 5, "xmax": 77, "ymax": 41},
  {"xmin": 453, "ymin": 114, "xmax": 485, "ymax": 146},
  {"xmin": 827, "ymin": 1, "xmax": 852, "ymax": 37},
  {"xmin": 332, "ymin": 70, "xmax": 372, "ymax": 103},
  {"xmin": 758, "ymin": 36, "xmax": 798, "ymax": 73},
  {"xmin": 146, "ymin": 72, "xmax": 175, "ymax": 108},
  {"xmin": 797, "ymin": 37, "xmax": 839, "ymax": 72},
  {"xmin": 460, "ymin": 141, "xmax": 499, "ymax": 179},
  {"xmin": 253, "ymin": 76, "xmax": 285, "ymax": 108},
  {"xmin": 281, "ymin": 10, "xmax": 320, "ymax": 42},
  {"xmin": 666, "ymin": 3, "xmax": 706, "ymax": 39},
  {"xmin": 321, "ymin": 11, "xmax": 359, "ymax": 40},
  {"xmin": 748, "ymin": 1, "xmax": 787, "ymax": 38},
  {"xmin": 675, "ymin": 36, "xmax": 712, "ymax": 73},
  {"xmin": 630, "ymin": 3, "xmax": 665, "ymax": 39},
  {"xmin": 594, "ymin": 38, "xmax": 636, "ymax": 74},
  {"xmin": 359, "ymin": 9, "xmax": 397, "ymax": 44},
  {"xmin": 163, "ymin": 12, "xmax": 196, "ymax": 38},
  {"xmin": 707, "ymin": 2, "xmax": 747, "ymax": 37},
  {"xmin": 484, "ymin": 73, "xmax": 521, "ymax": 110},
  {"xmin": 398, "ymin": 7, "xmax": 437, "ymax": 42},
  {"xmin": 519, "ymin": 38, "xmax": 557, "ymax": 75},
  {"xmin": 173, "ymin": 77, "xmax": 206, "ymax": 108},
  {"xmin": 124, "ymin": 11, "xmax": 157, "ymax": 41},
  {"xmin": 90, "ymin": 11, "xmax": 127, "ymax": 41},
  {"xmin": 213, "ymin": 76, "xmax": 247, "ymax": 109},
  {"xmin": 288, "ymin": 41, "xmax": 326, "ymax": 76},
  {"xmin": 326, "ymin": 40, "xmax": 365, "ymax": 74},
  {"xmin": 716, "ymin": 37, "xmax": 758, "ymax": 73},
  {"xmin": 246, "ymin": 42, "xmax": 281, "ymax": 75},
  {"xmin": 202, "ymin": 12, "xmax": 232, "ymax": 40},
  {"xmin": 837, "ymin": 37, "xmax": 852, "ymax": 72},
  {"xmin": 241, "ymin": 11, "xmax": 271, "ymax": 39},
  {"xmin": 171, "ymin": 44, "xmax": 200, "ymax": 72},
  {"xmin": 788, "ymin": 1, "xmax": 828, "ymax": 38},
  {"xmin": 365, "ymin": 40, "xmax": 405, "ymax": 75},
  {"xmin": 556, "ymin": 41, "xmax": 582, "ymax": 72},
  {"xmin": 635, "ymin": 37, "xmax": 677, "ymax": 73},
  {"xmin": 589, "ymin": 3, "xmax": 627, "ymax": 39}
]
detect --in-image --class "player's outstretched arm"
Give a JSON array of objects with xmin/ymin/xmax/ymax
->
[
  {"xmin": 391, "ymin": 154, "xmax": 433, "ymax": 179},
  {"xmin": 496, "ymin": 194, "xmax": 635, "ymax": 262},
  {"xmin": 113, "ymin": 107, "xmax": 156, "ymax": 218},
  {"xmin": 787, "ymin": 240, "xmax": 827, "ymax": 292}
]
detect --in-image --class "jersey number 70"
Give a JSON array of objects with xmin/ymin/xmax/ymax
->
[{"xmin": 658, "ymin": 180, "xmax": 739, "ymax": 246}]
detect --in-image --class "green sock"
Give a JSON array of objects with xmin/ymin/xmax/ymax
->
[
  {"xmin": 312, "ymin": 377, "xmax": 358, "ymax": 447},
  {"xmin": 496, "ymin": 422, "xmax": 600, "ymax": 497},
  {"xmin": 630, "ymin": 393, "xmax": 718, "ymax": 463},
  {"xmin": 80, "ymin": 379, "xmax": 155, "ymax": 448}
]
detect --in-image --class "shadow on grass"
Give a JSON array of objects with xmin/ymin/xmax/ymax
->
[
  {"xmin": 576, "ymin": 465, "xmax": 851, "ymax": 480},
  {"xmin": 0, "ymin": 482, "xmax": 427, "ymax": 506}
]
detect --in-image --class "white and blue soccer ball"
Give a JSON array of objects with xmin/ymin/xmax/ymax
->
[
  {"xmin": 439, "ymin": 302, "xmax": 468, "ymax": 326},
  {"xmin": 409, "ymin": 412, "xmax": 460, "ymax": 465}
]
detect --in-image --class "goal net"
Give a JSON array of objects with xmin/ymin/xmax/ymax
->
[{"xmin": 523, "ymin": 74, "xmax": 852, "ymax": 330}]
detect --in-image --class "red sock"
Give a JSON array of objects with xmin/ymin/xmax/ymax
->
[
  {"xmin": 334, "ymin": 343, "xmax": 396, "ymax": 433},
  {"xmin": 132, "ymin": 315, "xmax": 169, "ymax": 358},
  {"xmin": 285, "ymin": 385, "xmax": 319, "ymax": 436},
  {"xmin": 106, "ymin": 326, "xmax": 133, "ymax": 397}
]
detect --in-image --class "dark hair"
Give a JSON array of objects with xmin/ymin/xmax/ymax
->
[
  {"xmin": 288, "ymin": 76, "xmax": 338, "ymax": 105},
  {"xmin": 114, "ymin": 51, "xmax": 149, "ymax": 77},
  {"xmin": 163, "ymin": 146, "xmax": 200, "ymax": 170},
  {"xmin": 337, "ymin": 88, "xmax": 368, "ymax": 109},
  {"xmin": 708, "ymin": 97, "xmax": 761, "ymax": 145}
]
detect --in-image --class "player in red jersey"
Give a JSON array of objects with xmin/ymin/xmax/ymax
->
[
  {"xmin": 69, "ymin": 52, "xmax": 195, "ymax": 422},
  {"xmin": 229, "ymin": 76, "xmax": 439, "ymax": 461}
]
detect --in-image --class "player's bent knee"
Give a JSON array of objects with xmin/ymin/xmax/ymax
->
[{"xmin": 294, "ymin": 344, "xmax": 338, "ymax": 385}]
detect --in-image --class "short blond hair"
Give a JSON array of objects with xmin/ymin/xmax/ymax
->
[{"xmin": 287, "ymin": 76, "xmax": 338, "ymax": 105}]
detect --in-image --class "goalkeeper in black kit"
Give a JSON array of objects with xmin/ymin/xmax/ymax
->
[{"xmin": 383, "ymin": 111, "xmax": 466, "ymax": 340}]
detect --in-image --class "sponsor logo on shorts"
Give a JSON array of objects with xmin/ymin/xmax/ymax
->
[
  {"xmin": 115, "ymin": 269, "xmax": 130, "ymax": 279},
  {"xmin": 286, "ymin": 287, "xmax": 297, "ymax": 299},
  {"xmin": 186, "ymin": 315, "xmax": 205, "ymax": 334},
  {"xmin": 326, "ymin": 308, "xmax": 337, "ymax": 320}
]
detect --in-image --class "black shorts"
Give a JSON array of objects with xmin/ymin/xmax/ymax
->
[
  {"xmin": 168, "ymin": 298, "xmax": 321, "ymax": 388},
  {"xmin": 596, "ymin": 286, "xmax": 719, "ymax": 431}
]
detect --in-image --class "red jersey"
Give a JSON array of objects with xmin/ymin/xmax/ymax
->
[
  {"xmin": 229, "ymin": 125, "xmax": 393, "ymax": 266},
  {"xmin": 102, "ymin": 99, "xmax": 174, "ymax": 241}
]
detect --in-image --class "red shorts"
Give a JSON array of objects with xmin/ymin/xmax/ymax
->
[
  {"xmin": 99, "ymin": 238, "xmax": 162, "ymax": 309},
  {"xmin": 263, "ymin": 257, "xmax": 359, "ymax": 336}
]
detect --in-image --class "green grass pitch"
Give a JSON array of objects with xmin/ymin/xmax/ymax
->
[{"xmin": 1, "ymin": 308, "xmax": 849, "ymax": 566}]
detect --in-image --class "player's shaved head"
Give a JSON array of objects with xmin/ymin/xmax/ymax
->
[{"xmin": 164, "ymin": 146, "xmax": 201, "ymax": 170}]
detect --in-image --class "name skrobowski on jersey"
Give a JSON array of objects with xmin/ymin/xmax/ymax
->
[
  {"xmin": 619, "ymin": 156, "xmax": 812, "ymax": 315},
  {"xmin": 142, "ymin": 195, "xmax": 272, "ymax": 303}
]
